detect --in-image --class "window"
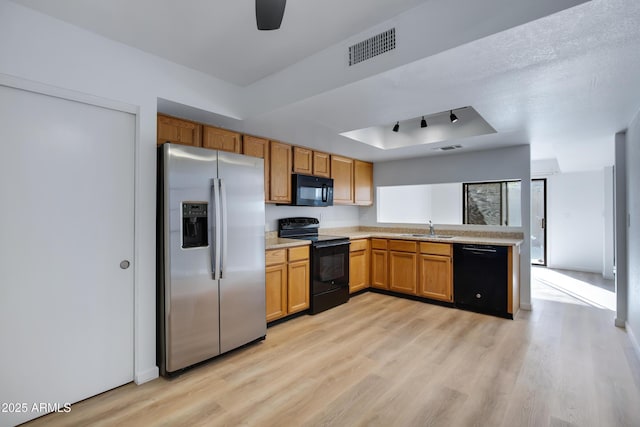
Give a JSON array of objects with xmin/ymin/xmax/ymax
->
[
  {"xmin": 462, "ymin": 181, "xmax": 521, "ymax": 226},
  {"xmin": 376, "ymin": 183, "xmax": 462, "ymax": 224}
]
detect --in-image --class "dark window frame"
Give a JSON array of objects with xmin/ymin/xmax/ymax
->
[{"xmin": 462, "ymin": 180, "xmax": 520, "ymax": 226}]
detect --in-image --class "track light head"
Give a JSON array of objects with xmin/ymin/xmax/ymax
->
[
  {"xmin": 449, "ymin": 110, "xmax": 458, "ymax": 123},
  {"xmin": 420, "ymin": 116, "xmax": 427, "ymax": 128},
  {"xmin": 392, "ymin": 122, "xmax": 399, "ymax": 132}
]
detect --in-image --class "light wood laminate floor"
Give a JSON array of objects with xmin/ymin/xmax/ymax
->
[{"xmin": 25, "ymin": 283, "xmax": 640, "ymax": 426}]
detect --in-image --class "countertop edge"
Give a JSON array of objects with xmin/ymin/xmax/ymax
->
[
  {"xmin": 265, "ymin": 238, "xmax": 312, "ymax": 250},
  {"xmin": 343, "ymin": 232, "xmax": 523, "ymax": 246}
]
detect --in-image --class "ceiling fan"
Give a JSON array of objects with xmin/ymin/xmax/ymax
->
[{"xmin": 256, "ymin": 0, "xmax": 287, "ymax": 30}]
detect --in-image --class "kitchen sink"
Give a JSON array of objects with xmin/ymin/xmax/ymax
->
[{"xmin": 402, "ymin": 234, "xmax": 454, "ymax": 239}]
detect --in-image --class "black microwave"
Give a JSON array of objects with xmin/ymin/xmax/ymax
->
[{"xmin": 291, "ymin": 174, "xmax": 334, "ymax": 207}]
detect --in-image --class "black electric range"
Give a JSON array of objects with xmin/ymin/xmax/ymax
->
[{"xmin": 278, "ymin": 217, "xmax": 350, "ymax": 314}]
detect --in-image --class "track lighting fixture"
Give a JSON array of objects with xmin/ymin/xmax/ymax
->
[
  {"xmin": 449, "ymin": 110, "xmax": 458, "ymax": 123},
  {"xmin": 392, "ymin": 122, "xmax": 399, "ymax": 132},
  {"xmin": 420, "ymin": 116, "xmax": 427, "ymax": 128}
]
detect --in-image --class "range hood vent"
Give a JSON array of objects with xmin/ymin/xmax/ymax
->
[{"xmin": 349, "ymin": 28, "xmax": 396, "ymax": 66}]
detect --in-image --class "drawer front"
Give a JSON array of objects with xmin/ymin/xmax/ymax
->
[
  {"xmin": 350, "ymin": 239, "xmax": 368, "ymax": 252},
  {"xmin": 266, "ymin": 249, "xmax": 287, "ymax": 265},
  {"xmin": 288, "ymin": 245, "xmax": 309, "ymax": 262},
  {"xmin": 371, "ymin": 238, "xmax": 388, "ymax": 250},
  {"xmin": 420, "ymin": 242, "xmax": 452, "ymax": 256},
  {"xmin": 389, "ymin": 240, "xmax": 417, "ymax": 253}
]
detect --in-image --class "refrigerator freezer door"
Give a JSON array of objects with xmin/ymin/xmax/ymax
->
[
  {"xmin": 164, "ymin": 144, "xmax": 221, "ymax": 372},
  {"xmin": 218, "ymin": 151, "xmax": 266, "ymax": 353}
]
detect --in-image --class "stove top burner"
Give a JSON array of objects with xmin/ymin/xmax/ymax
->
[{"xmin": 277, "ymin": 217, "xmax": 349, "ymax": 247}]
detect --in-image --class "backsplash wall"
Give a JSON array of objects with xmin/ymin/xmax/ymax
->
[{"xmin": 265, "ymin": 204, "xmax": 361, "ymax": 231}]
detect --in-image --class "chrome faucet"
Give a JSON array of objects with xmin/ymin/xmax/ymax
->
[{"xmin": 428, "ymin": 220, "xmax": 435, "ymax": 236}]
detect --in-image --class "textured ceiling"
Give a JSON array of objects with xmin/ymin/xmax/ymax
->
[
  {"xmin": 10, "ymin": 0, "xmax": 428, "ymax": 86},
  {"xmin": 11, "ymin": 0, "xmax": 640, "ymax": 172}
]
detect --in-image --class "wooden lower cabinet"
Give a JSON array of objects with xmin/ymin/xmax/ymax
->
[
  {"xmin": 389, "ymin": 251, "xmax": 417, "ymax": 295},
  {"xmin": 349, "ymin": 239, "xmax": 370, "ymax": 293},
  {"xmin": 265, "ymin": 246, "xmax": 310, "ymax": 322},
  {"xmin": 418, "ymin": 242, "xmax": 453, "ymax": 302},
  {"xmin": 388, "ymin": 240, "xmax": 418, "ymax": 295},
  {"xmin": 288, "ymin": 259, "xmax": 310, "ymax": 314},
  {"xmin": 265, "ymin": 263, "xmax": 287, "ymax": 322},
  {"xmin": 370, "ymin": 239, "xmax": 388, "ymax": 290},
  {"xmin": 418, "ymin": 255, "xmax": 452, "ymax": 301}
]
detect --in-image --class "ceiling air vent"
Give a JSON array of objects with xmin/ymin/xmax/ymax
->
[
  {"xmin": 437, "ymin": 145, "xmax": 463, "ymax": 151},
  {"xmin": 349, "ymin": 28, "xmax": 396, "ymax": 66}
]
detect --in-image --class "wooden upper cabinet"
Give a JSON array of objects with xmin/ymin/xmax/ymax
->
[
  {"xmin": 202, "ymin": 125, "xmax": 241, "ymax": 153},
  {"xmin": 157, "ymin": 114, "xmax": 201, "ymax": 147},
  {"xmin": 331, "ymin": 155, "xmax": 354, "ymax": 204},
  {"xmin": 269, "ymin": 141, "xmax": 292, "ymax": 203},
  {"xmin": 313, "ymin": 151, "xmax": 331, "ymax": 178},
  {"xmin": 243, "ymin": 135, "xmax": 270, "ymax": 201},
  {"xmin": 293, "ymin": 147, "xmax": 313, "ymax": 175},
  {"xmin": 354, "ymin": 160, "xmax": 373, "ymax": 206}
]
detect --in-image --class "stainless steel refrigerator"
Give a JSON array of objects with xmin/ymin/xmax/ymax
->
[{"xmin": 157, "ymin": 143, "xmax": 266, "ymax": 376}]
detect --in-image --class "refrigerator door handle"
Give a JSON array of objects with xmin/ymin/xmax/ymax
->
[
  {"xmin": 219, "ymin": 178, "xmax": 228, "ymax": 279},
  {"xmin": 211, "ymin": 178, "xmax": 222, "ymax": 280}
]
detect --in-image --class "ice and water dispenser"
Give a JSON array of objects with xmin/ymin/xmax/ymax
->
[{"xmin": 182, "ymin": 202, "xmax": 208, "ymax": 248}]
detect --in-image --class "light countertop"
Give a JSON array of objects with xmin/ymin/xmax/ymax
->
[
  {"xmin": 266, "ymin": 231, "xmax": 522, "ymax": 250},
  {"xmin": 339, "ymin": 231, "xmax": 523, "ymax": 247},
  {"xmin": 265, "ymin": 237, "xmax": 311, "ymax": 250}
]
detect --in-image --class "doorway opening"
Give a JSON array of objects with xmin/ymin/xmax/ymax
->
[{"xmin": 531, "ymin": 178, "xmax": 547, "ymax": 265}]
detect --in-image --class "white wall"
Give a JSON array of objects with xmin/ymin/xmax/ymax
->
[
  {"xmin": 0, "ymin": 1, "xmax": 246, "ymax": 384},
  {"xmin": 626, "ymin": 110, "xmax": 640, "ymax": 353},
  {"xmin": 361, "ymin": 145, "xmax": 532, "ymax": 308},
  {"xmin": 545, "ymin": 170, "xmax": 605, "ymax": 273},
  {"xmin": 265, "ymin": 204, "xmax": 360, "ymax": 232}
]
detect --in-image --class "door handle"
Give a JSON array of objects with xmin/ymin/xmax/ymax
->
[
  {"xmin": 211, "ymin": 179, "xmax": 221, "ymax": 280},
  {"xmin": 219, "ymin": 178, "xmax": 228, "ymax": 279}
]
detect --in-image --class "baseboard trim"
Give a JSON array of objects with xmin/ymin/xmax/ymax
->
[
  {"xmin": 520, "ymin": 302, "xmax": 532, "ymax": 311},
  {"xmin": 627, "ymin": 322, "xmax": 640, "ymax": 361},
  {"xmin": 135, "ymin": 366, "xmax": 159, "ymax": 385}
]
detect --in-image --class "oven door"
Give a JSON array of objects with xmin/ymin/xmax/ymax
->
[{"xmin": 312, "ymin": 241, "xmax": 350, "ymax": 295}]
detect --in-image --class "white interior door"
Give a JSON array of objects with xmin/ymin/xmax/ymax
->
[{"xmin": 0, "ymin": 85, "xmax": 135, "ymax": 426}]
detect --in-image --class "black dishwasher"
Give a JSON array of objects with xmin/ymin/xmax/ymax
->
[{"xmin": 453, "ymin": 244, "xmax": 509, "ymax": 318}]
